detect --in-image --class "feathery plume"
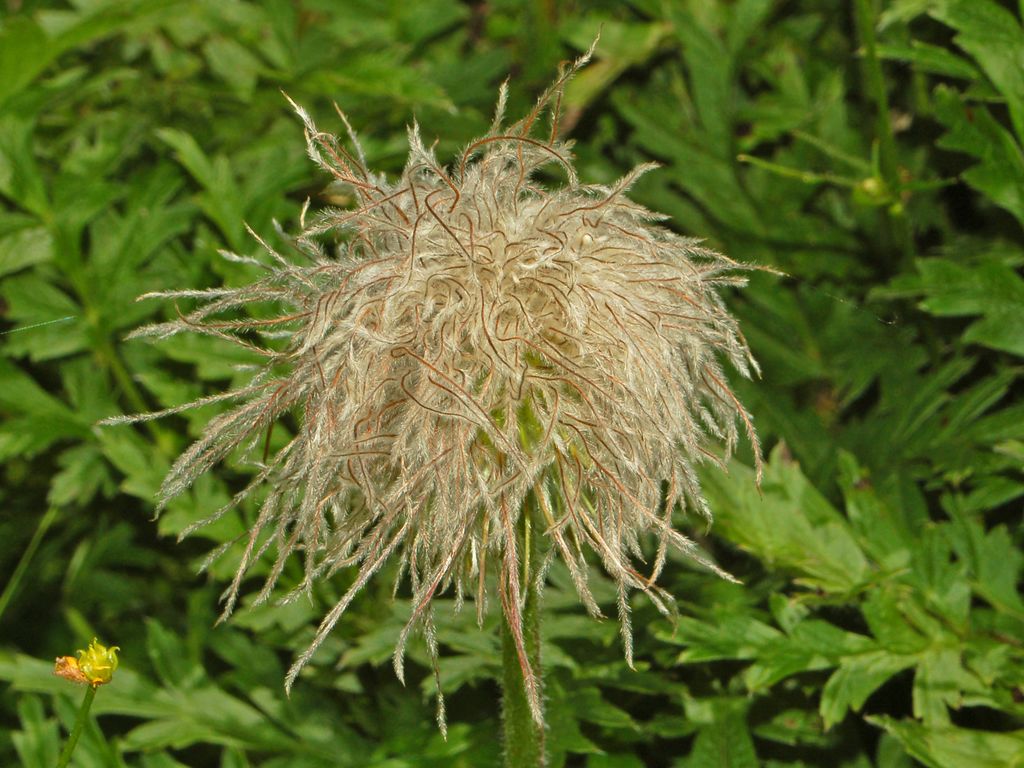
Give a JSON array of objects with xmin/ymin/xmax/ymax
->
[{"xmin": 108, "ymin": 46, "xmax": 759, "ymax": 727}]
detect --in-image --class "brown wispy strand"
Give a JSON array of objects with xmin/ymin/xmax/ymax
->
[{"xmin": 106, "ymin": 44, "xmax": 760, "ymax": 729}]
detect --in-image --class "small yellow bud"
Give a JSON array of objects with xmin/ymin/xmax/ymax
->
[{"xmin": 53, "ymin": 638, "xmax": 119, "ymax": 687}]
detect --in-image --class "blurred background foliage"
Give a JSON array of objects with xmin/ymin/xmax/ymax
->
[{"xmin": 1, "ymin": 0, "xmax": 1022, "ymax": 766}]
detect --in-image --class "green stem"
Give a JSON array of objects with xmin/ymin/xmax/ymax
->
[
  {"xmin": 0, "ymin": 506, "xmax": 58, "ymax": 625},
  {"xmin": 501, "ymin": 503, "xmax": 545, "ymax": 768},
  {"xmin": 853, "ymin": 0, "xmax": 913, "ymax": 269},
  {"xmin": 737, "ymin": 154, "xmax": 860, "ymax": 188},
  {"xmin": 56, "ymin": 684, "xmax": 97, "ymax": 768},
  {"xmin": 93, "ymin": 334, "xmax": 176, "ymax": 458}
]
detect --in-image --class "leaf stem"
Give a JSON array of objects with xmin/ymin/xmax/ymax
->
[
  {"xmin": 56, "ymin": 684, "xmax": 97, "ymax": 768},
  {"xmin": 853, "ymin": 0, "xmax": 913, "ymax": 269},
  {"xmin": 501, "ymin": 499, "xmax": 546, "ymax": 767}
]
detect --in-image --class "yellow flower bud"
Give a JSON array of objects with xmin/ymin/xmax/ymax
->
[{"xmin": 53, "ymin": 638, "xmax": 119, "ymax": 687}]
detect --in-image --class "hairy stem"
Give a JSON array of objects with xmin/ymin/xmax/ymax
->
[
  {"xmin": 501, "ymin": 502, "xmax": 545, "ymax": 767},
  {"xmin": 56, "ymin": 684, "xmax": 97, "ymax": 768}
]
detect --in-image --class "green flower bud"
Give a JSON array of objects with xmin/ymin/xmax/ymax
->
[{"xmin": 77, "ymin": 638, "xmax": 119, "ymax": 685}]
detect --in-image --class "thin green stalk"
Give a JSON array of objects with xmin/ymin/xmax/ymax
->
[
  {"xmin": 56, "ymin": 684, "xmax": 97, "ymax": 768},
  {"xmin": 0, "ymin": 506, "xmax": 58, "ymax": 624},
  {"xmin": 93, "ymin": 334, "xmax": 176, "ymax": 458},
  {"xmin": 501, "ymin": 503, "xmax": 545, "ymax": 768},
  {"xmin": 853, "ymin": 0, "xmax": 913, "ymax": 269},
  {"xmin": 737, "ymin": 153, "xmax": 860, "ymax": 188}
]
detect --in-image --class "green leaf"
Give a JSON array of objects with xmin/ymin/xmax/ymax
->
[
  {"xmin": 49, "ymin": 443, "xmax": 115, "ymax": 506},
  {"xmin": 744, "ymin": 619, "xmax": 875, "ymax": 692},
  {"xmin": 861, "ymin": 591, "xmax": 928, "ymax": 654},
  {"xmin": 702, "ymin": 449, "xmax": 869, "ymax": 594},
  {"xmin": 906, "ymin": 527, "xmax": 971, "ymax": 629},
  {"xmin": 933, "ymin": 85, "xmax": 1024, "ymax": 229},
  {"xmin": 394, "ymin": 0, "xmax": 467, "ymax": 44},
  {"xmin": 869, "ymin": 717, "xmax": 1024, "ymax": 768},
  {"xmin": 146, "ymin": 619, "xmax": 205, "ymax": 690},
  {"xmin": 0, "ymin": 18, "xmax": 57, "ymax": 108},
  {"xmin": 679, "ymin": 699, "xmax": 758, "ymax": 768},
  {"xmin": 821, "ymin": 651, "xmax": 917, "ymax": 729},
  {"xmin": 912, "ymin": 648, "xmax": 985, "ymax": 727},
  {"xmin": 664, "ymin": 614, "xmax": 781, "ymax": 663},
  {"xmin": 945, "ymin": 499, "xmax": 1024, "ymax": 617},
  {"xmin": 546, "ymin": 676, "xmax": 602, "ymax": 759},
  {"xmin": 838, "ymin": 454, "xmax": 915, "ymax": 568},
  {"xmin": 564, "ymin": 20, "xmax": 672, "ymax": 116},
  {"xmin": 0, "ymin": 358, "xmax": 83, "ymax": 459},
  {"xmin": 876, "ymin": 41, "xmax": 979, "ymax": 79},
  {"xmin": 912, "ymin": 256, "xmax": 1024, "ymax": 356},
  {"xmin": 754, "ymin": 707, "xmax": 829, "ymax": 748},
  {"xmin": 0, "ymin": 273, "xmax": 87, "ymax": 361},
  {"xmin": 203, "ymin": 36, "xmax": 262, "ymax": 101},
  {"xmin": 588, "ymin": 755, "xmax": 645, "ymax": 768},
  {"xmin": 614, "ymin": 94, "xmax": 764, "ymax": 236},
  {"xmin": 570, "ymin": 685, "xmax": 638, "ymax": 732},
  {"xmin": 930, "ymin": 0, "xmax": 1024, "ymax": 142},
  {"xmin": 11, "ymin": 696, "xmax": 59, "ymax": 768},
  {"xmin": 155, "ymin": 128, "xmax": 245, "ymax": 249},
  {"xmin": 0, "ymin": 216, "xmax": 52, "ymax": 278},
  {"xmin": 0, "ymin": 112, "xmax": 48, "ymax": 215},
  {"xmin": 664, "ymin": 6, "xmax": 734, "ymax": 158}
]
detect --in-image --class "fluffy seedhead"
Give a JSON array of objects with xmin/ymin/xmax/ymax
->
[{"xmin": 111, "ymin": 47, "xmax": 759, "ymax": 728}]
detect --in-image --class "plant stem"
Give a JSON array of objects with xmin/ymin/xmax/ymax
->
[
  {"xmin": 0, "ymin": 506, "xmax": 58, "ymax": 625},
  {"xmin": 56, "ymin": 684, "xmax": 97, "ymax": 768},
  {"xmin": 853, "ymin": 0, "xmax": 913, "ymax": 270},
  {"xmin": 501, "ymin": 502, "xmax": 545, "ymax": 768},
  {"xmin": 93, "ymin": 334, "xmax": 176, "ymax": 458}
]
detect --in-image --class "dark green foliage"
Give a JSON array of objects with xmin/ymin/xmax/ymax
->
[{"xmin": 1, "ymin": 1, "xmax": 1021, "ymax": 766}]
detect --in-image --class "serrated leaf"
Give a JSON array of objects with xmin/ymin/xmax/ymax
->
[
  {"xmin": 912, "ymin": 647, "xmax": 986, "ymax": 727},
  {"xmin": 754, "ymin": 707, "xmax": 829, "ymax": 748},
  {"xmin": 838, "ymin": 453, "xmax": 914, "ymax": 567},
  {"xmin": 934, "ymin": 85, "xmax": 1024, "ymax": 228},
  {"xmin": 0, "ymin": 357, "xmax": 84, "ymax": 459},
  {"xmin": 546, "ymin": 676, "xmax": 602, "ymax": 759},
  {"xmin": 0, "ymin": 219, "xmax": 52, "ymax": 278},
  {"xmin": 914, "ymin": 256, "xmax": 1024, "ymax": 356},
  {"xmin": 0, "ymin": 17, "xmax": 57, "ymax": 107},
  {"xmin": 0, "ymin": 112, "xmax": 48, "ymax": 215},
  {"xmin": 876, "ymin": 41, "xmax": 979, "ymax": 79},
  {"xmin": 945, "ymin": 500, "xmax": 1024, "ymax": 617},
  {"xmin": 702, "ymin": 449, "xmax": 869, "ymax": 594},
  {"xmin": 156, "ymin": 128, "xmax": 245, "ymax": 249},
  {"xmin": 869, "ymin": 717, "xmax": 1024, "ymax": 768},
  {"xmin": 146, "ymin": 619, "xmax": 204, "ymax": 690},
  {"xmin": 614, "ymin": 94, "xmax": 764, "ymax": 236},
  {"xmin": 564, "ymin": 19, "xmax": 672, "ymax": 117},
  {"xmin": 744, "ymin": 620, "xmax": 875, "ymax": 691},
  {"xmin": 679, "ymin": 700, "xmax": 759, "ymax": 768},
  {"xmin": 203, "ymin": 36, "xmax": 262, "ymax": 100},
  {"xmin": 930, "ymin": 0, "xmax": 1024, "ymax": 142},
  {"xmin": 11, "ymin": 696, "xmax": 59, "ymax": 768},
  {"xmin": 571, "ymin": 685, "xmax": 639, "ymax": 731},
  {"xmin": 664, "ymin": 614, "xmax": 781, "ymax": 663},
  {"xmin": 49, "ymin": 443, "xmax": 114, "ymax": 506},
  {"xmin": 821, "ymin": 651, "xmax": 916, "ymax": 729},
  {"xmin": 862, "ymin": 591, "xmax": 929, "ymax": 654}
]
